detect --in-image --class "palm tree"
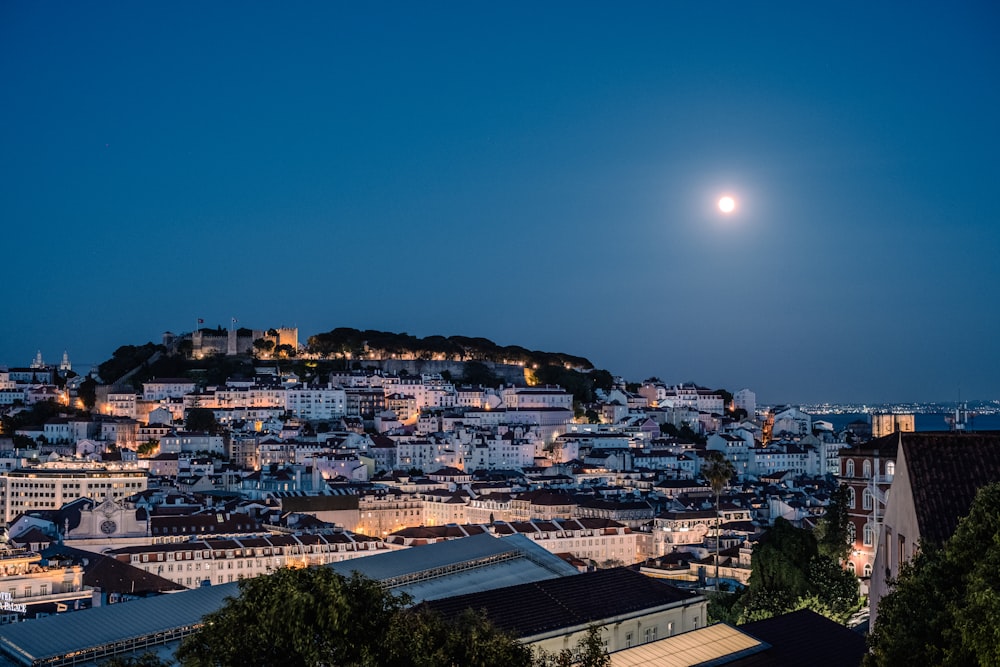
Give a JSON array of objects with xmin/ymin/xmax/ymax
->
[{"xmin": 702, "ymin": 450, "xmax": 736, "ymax": 591}]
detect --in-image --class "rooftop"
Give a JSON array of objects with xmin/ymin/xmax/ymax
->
[
  {"xmin": 900, "ymin": 431, "xmax": 1000, "ymax": 545},
  {"xmin": 420, "ymin": 567, "xmax": 699, "ymax": 639}
]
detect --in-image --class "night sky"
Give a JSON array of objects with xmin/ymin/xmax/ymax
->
[{"xmin": 2, "ymin": 3, "xmax": 998, "ymax": 405}]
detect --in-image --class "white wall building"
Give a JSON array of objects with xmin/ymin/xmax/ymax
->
[{"xmin": 0, "ymin": 464, "xmax": 149, "ymax": 523}]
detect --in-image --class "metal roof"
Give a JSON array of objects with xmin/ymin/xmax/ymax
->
[
  {"xmin": 0, "ymin": 584, "xmax": 238, "ymax": 666},
  {"xmin": 0, "ymin": 533, "xmax": 577, "ymax": 665},
  {"xmin": 608, "ymin": 623, "xmax": 768, "ymax": 667},
  {"xmin": 330, "ymin": 533, "xmax": 579, "ymax": 603}
]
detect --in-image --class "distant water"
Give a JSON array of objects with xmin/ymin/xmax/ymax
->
[{"xmin": 818, "ymin": 413, "xmax": 1000, "ymax": 433}]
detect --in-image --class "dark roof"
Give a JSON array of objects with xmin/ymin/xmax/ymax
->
[
  {"xmin": 901, "ymin": 431, "xmax": 1000, "ymax": 546},
  {"xmin": 845, "ymin": 431, "xmax": 901, "ymax": 458},
  {"xmin": 43, "ymin": 545, "xmax": 185, "ymax": 596},
  {"xmin": 733, "ymin": 609, "xmax": 866, "ymax": 666},
  {"xmin": 419, "ymin": 567, "xmax": 698, "ymax": 638}
]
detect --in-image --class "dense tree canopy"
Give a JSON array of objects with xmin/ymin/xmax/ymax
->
[
  {"xmin": 709, "ymin": 517, "xmax": 860, "ymax": 625},
  {"xmin": 175, "ymin": 568, "xmax": 524, "ymax": 667},
  {"xmin": 171, "ymin": 566, "xmax": 611, "ymax": 667},
  {"xmin": 814, "ymin": 485, "xmax": 852, "ymax": 562},
  {"xmin": 184, "ymin": 408, "xmax": 220, "ymax": 435},
  {"xmin": 78, "ymin": 375, "xmax": 98, "ymax": 409},
  {"xmin": 866, "ymin": 482, "xmax": 1000, "ymax": 666},
  {"xmin": 97, "ymin": 343, "xmax": 162, "ymax": 384},
  {"xmin": 1, "ymin": 400, "xmax": 88, "ymax": 436},
  {"xmin": 305, "ymin": 327, "xmax": 593, "ymax": 370}
]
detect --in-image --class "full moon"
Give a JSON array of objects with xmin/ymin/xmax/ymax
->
[{"xmin": 718, "ymin": 196, "xmax": 736, "ymax": 214}]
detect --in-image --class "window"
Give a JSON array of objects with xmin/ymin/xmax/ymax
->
[
  {"xmin": 846, "ymin": 460, "xmax": 855, "ymax": 477},
  {"xmin": 863, "ymin": 460, "xmax": 872, "ymax": 478},
  {"xmin": 625, "ymin": 632, "xmax": 633, "ymax": 648},
  {"xmin": 898, "ymin": 534, "xmax": 906, "ymax": 566},
  {"xmin": 847, "ymin": 522, "xmax": 856, "ymax": 544},
  {"xmin": 886, "ymin": 461, "xmax": 895, "ymax": 476},
  {"xmin": 847, "ymin": 487, "xmax": 856, "ymax": 508},
  {"xmin": 863, "ymin": 489, "xmax": 873, "ymax": 510},
  {"xmin": 863, "ymin": 562, "xmax": 872, "ymax": 577},
  {"xmin": 863, "ymin": 523, "xmax": 874, "ymax": 546}
]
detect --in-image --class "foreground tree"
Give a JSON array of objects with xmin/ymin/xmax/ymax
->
[
  {"xmin": 535, "ymin": 625, "xmax": 611, "ymax": 667},
  {"xmin": 176, "ymin": 567, "xmax": 535, "ymax": 667},
  {"xmin": 814, "ymin": 484, "xmax": 852, "ymax": 562},
  {"xmin": 866, "ymin": 482, "xmax": 1000, "ymax": 666},
  {"xmin": 176, "ymin": 567, "xmax": 409, "ymax": 666},
  {"xmin": 709, "ymin": 516, "xmax": 859, "ymax": 625},
  {"xmin": 387, "ymin": 608, "xmax": 534, "ymax": 667}
]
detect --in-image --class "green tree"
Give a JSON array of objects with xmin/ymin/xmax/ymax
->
[
  {"xmin": 590, "ymin": 369, "xmax": 615, "ymax": 393},
  {"xmin": 137, "ymin": 439, "xmax": 159, "ymax": 457},
  {"xmin": 799, "ymin": 556, "xmax": 861, "ymax": 624},
  {"xmin": 177, "ymin": 567, "xmax": 535, "ymax": 667},
  {"xmin": 387, "ymin": 608, "xmax": 534, "ymax": 667},
  {"xmin": 714, "ymin": 388, "xmax": 734, "ymax": 410},
  {"xmin": 710, "ymin": 517, "xmax": 860, "ymax": 626},
  {"xmin": 177, "ymin": 568, "xmax": 410, "ymax": 667},
  {"xmin": 252, "ymin": 338, "xmax": 274, "ymax": 357},
  {"xmin": 702, "ymin": 450, "xmax": 735, "ymax": 590},
  {"xmin": 459, "ymin": 361, "xmax": 502, "ymax": 387},
  {"xmin": 864, "ymin": 546, "xmax": 958, "ymax": 666},
  {"xmin": 185, "ymin": 408, "xmax": 219, "ymax": 435},
  {"xmin": 748, "ymin": 518, "xmax": 817, "ymax": 599},
  {"xmin": 815, "ymin": 484, "xmax": 852, "ymax": 562},
  {"xmin": 867, "ymin": 482, "xmax": 1000, "ymax": 666},
  {"xmin": 78, "ymin": 376, "xmax": 98, "ymax": 410},
  {"xmin": 535, "ymin": 625, "xmax": 610, "ymax": 667}
]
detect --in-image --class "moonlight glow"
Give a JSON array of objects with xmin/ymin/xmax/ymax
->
[{"xmin": 718, "ymin": 196, "xmax": 736, "ymax": 214}]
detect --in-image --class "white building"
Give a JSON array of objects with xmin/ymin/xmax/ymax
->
[
  {"xmin": 160, "ymin": 432, "xmax": 225, "ymax": 456},
  {"xmin": 143, "ymin": 379, "xmax": 197, "ymax": 402},
  {"xmin": 0, "ymin": 464, "xmax": 149, "ymax": 523},
  {"xmin": 733, "ymin": 389, "xmax": 756, "ymax": 417},
  {"xmin": 108, "ymin": 532, "xmax": 389, "ymax": 589},
  {"xmin": 501, "ymin": 386, "xmax": 573, "ymax": 411},
  {"xmin": 656, "ymin": 384, "xmax": 725, "ymax": 414},
  {"xmin": 285, "ymin": 386, "xmax": 347, "ymax": 421}
]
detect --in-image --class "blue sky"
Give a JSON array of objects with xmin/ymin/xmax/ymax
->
[{"xmin": 2, "ymin": 2, "xmax": 998, "ymax": 404}]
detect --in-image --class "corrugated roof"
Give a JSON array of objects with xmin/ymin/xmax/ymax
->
[
  {"xmin": 0, "ymin": 534, "xmax": 578, "ymax": 665},
  {"xmin": 0, "ymin": 583, "xmax": 237, "ymax": 665},
  {"xmin": 330, "ymin": 533, "xmax": 576, "ymax": 589},
  {"xmin": 609, "ymin": 623, "xmax": 766, "ymax": 667}
]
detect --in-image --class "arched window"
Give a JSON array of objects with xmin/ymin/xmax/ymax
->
[
  {"xmin": 863, "ymin": 489, "xmax": 873, "ymax": 510},
  {"xmin": 863, "ymin": 523, "xmax": 874, "ymax": 546},
  {"xmin": 863, "ymin": 562, "xmax": 873, "ymax": 577},
  {"xmin": 846, "ymin": 460, "xmax": 855, "ymax": 478},
  {"xmin": 886, "ymin": 461, "xmax": 895, "ymax": 477},
  {"xmin": 863, "ymin": 460, "xmax": 872, "ymax": 478},
  {"xmin": 847, "ymin": 487, "xmax": 856, "ymax": 509},
  {"xmin": 847, "ymin": 521, "xmax": 856, "ymax": 544}
]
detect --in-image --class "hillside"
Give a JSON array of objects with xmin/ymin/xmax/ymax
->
[{"xmin": 93, "ymin": 327, "xmax": 608, "ymax": 403}]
